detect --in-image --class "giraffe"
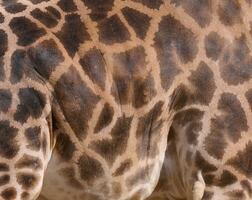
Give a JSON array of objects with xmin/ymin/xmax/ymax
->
[{"xmin": 0, "ymin": 0, "xmax": 252, "ymax": 199}]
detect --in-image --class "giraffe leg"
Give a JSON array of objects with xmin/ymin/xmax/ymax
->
[
  {"xmin": 0, "ymin": 85, "xmax": 53, "ymax": 199},
  {"xmin": 192, "ymin": 171, "xmax": 206, "ymax": 200}
]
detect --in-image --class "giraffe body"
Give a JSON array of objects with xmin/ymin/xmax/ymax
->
[{"xmin": 1, "ymin": 0, "xmax": 252, "ymax": 200}]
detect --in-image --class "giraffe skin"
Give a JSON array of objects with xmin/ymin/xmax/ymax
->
[{"xmin": 0, "ymin": 0, "xmax": 252, "ymax": 200}]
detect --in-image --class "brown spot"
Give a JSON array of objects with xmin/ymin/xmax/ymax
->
[
  {"xmin": 218, "ymin": 0, "xmax": 241, "ymax": 26},
  {"xmin": 94, "ymin": 103, "xmax": 114, "ymax": 133},
  {"xmin": 113, "ymin": 159, "xmax": 132, "ymax": 176},
  {"xmin": 217, "ymin": 170, "xmax": 237, "ymax": 187},
  {"xmin": 81, "ymin": 0, "xmax": 114, "ymax": 21},
  {"xmin": 58, "ymin": 167, "xmax": 83, "ymax": 189},
  {"xmin": 0, "ymin": 13, "xmax": 4, "ymax": 23},
  {"xmin": 56, "ymin": 14, "xmax": 90, "ymax": 57},
  {"xmin": 136, "ymin": 101, "xmax": 164, "ymax": 159},
  {"xmin": 227, "ymin": 141, "xmax": 252, "ymax": 178},
  {"xmin": 1, "ymin": 187, "xmax": 16, "ymax": 200},
  {"xmin": 174, "ymin": 108, "xmax": 204, "ymax": 126},
  {"xmin": 188, "ymin": 61, "xmax": 216, "ymax": 105},
  {"xmin": 204, "ymin": 120, "xmax": 228, "ymax": 159},
  {"xmin": 195, "ymin": 151, "xmax": 217, "ymax": 173},
  {"xmin": 9, "ymin": 17, "xmax": 46, "ymax": 46},
  {"xmin": 202, "ymin": 191, "xmax": 213, "ymax": 200},
  {"xmin": 57, "ymin": 0, "xmax": 77, "ymax": 12},
  {"xmin": 0, "ymin": 89, "xmax": 12, "ymax": 113},
  {"xmin": 91, "ymin": 116, "xmax": 132, "ymax": 165},
  {"xmin": 29, "ymin": 0, "xmax": 49, "ymax": 4},
  {"xmin": 0, "ymin": 163, "xmax": 9, "ymax": 172},
  {"xmin": 3, "ymin": 1, "xmax": 27, "ymax": 14},
  {"xmin": 55, "ymin": 132, "xmax": 76, "ymax": 161},
  {"xmin": 28, "ymin": 39, "xmax": 64, "ymax": 80},
  {"xmin": 0, "ymin": 121, "xmax": 19, "ymax": 159},
  {"xmin": 31, "ymin": 8, "xmax": 59, "ymax": 28},
  {"xmin": 14, "ymin": 88, "xmax": 46, "ymax": 124},
  {"xmin": 121, "ymin": 7, "xmax": 151, "ymax": 40},
  {"xmin": 154, "ymin": 15, "xmax": 198, "ymax": 89},
  {"xmin": 79, "ymin": 47, "xmax": 107, "ymax": 90},
  {"xmin": 16, "ymin": 173, "xmax": 39, "ymax": 189},
  {"xmin": 220, "ymin": 35, "xmax": 252, "ymax": 85},
  {"xmin": 246, "ymin": 89, "xmax": 252, "ymax": 111},
  {"xmin": 15, "ymin": 154, "xmax": 42, "ymax": 170},
  {"xmin": 54, "ymin": 67, "xmax": 100, "ymax": 140},
  {"xmin": 0, "ymin": 29, "xmax": 8, "ymax": 58},
  {"xmin": 98, "ymin": 14, "xmax": 130, "ymax": 44},
  {"xmin": 21, "ymin": 192, "xmax": 29, "ymax": 200},
  {"xmin": 185, "ymin": 121, "xmax": 202, "ymax": 145},
  {"xmin": 205, "ymin": 32, "xmax": 225, "ymax": 61},
  {"xmin": 169, "ymin": 84, "xmax": 188, "ymax": 111},
  {"xmin": 78, "ymin": 153, "xmax": 104, "ymax": 184},
  {"xmin": 46, "ymin": 6, "xmax": 61, "ymax": 19},
  {"xmin": 112, "ymin": 46, "xmax": 155, "ymax": 106},
  {"xmin": 172, "ymin": 0, "xmax": 212, "ymax": 27},
  {"xmin": 132, "ymin": 0, "xmax": 163, "ymax": 9},
  {"xmin": 0, "ymin": 175, "xmax": 10, "ymax": 186},
  {"xmin": 24, "ymin": 126, "xmax": 41, "ymax": 151}
]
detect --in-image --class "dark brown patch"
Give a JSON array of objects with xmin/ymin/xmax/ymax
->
[
  {"xmin": 91, "ymin": 116, "xmax": 132, "ymax": 165},
  {"xmin": 202, "ymin": 191, "xmax": 214, "ymax": 200},
  {"xmin": 0, "ymin": 163, "xmax": 9, "ymax": 172},
  {"xmin": 220, "ymin": 35, "xmax": 252, "ymax": 85},
  {"xmin": 218, "ymin": 0, "xmax": 241, "ymax": 26},
  {"xmin": 94, "ymin": 103, "xmax": 114, "ymax": 133},
  {"xmin": 9, "ymin": 17, "xmax": 46, "ymax": 46},
  {"xmin": 0, "ymin": 121, "xmax": 19, "ymax": 159},
  {"xmin": 204, "ymin": 120, "xmax": 228, "ymax": 159},
  {"xmin": 241, "ymin": 180, "xmax": 252, "ymax": 197},
  {"xmin": 225, "ymin": 190, "xmax": 246, "ymax": 200},
  {"xmin": 58, "ymin": 167, "xmax": 83, "ymax": 189},
  {"xmin": 245, "ymin": 89, "xmax": 252, "ymax": 111},
  {"xmin": 121, "ymin": 7, "xmax": 151, "ymax": 40},
  {"xmin": 81, "ymin": 0, "xmax": 114, "ymax": 21},
  {"xmin": 0, "ymin": 29, "xmax": 8, "ymax": 58},
  {"xmin": 0, "ymin": 89, "xmax": 12, "ymax": 113},
  {"xmin": 188, "ymin": 61, "xmax": 216, "ymax": 105},
  {"xmin": 205, "ymin": 32, "xmax": 225, "ymax": 60},
  {"xmin": 31, "ymin": 8, "xmax": 59, "ymax": 28},
  {"xmin": 1, "ymin": 187, "xmax": 16, "ymax": 200},
  {"xmin": 0, "ymin": 13, "xmax": 4, "ymax": 23},
  {"xmin": 15, "ymin": 154, "xmax": 42, "ymax": 170},
  {"xmin": 227, "ymin": 141, "xmax": 252, "ymax": 178},
  {"xmin": 24, "ymin": 126, "xmax": 41, "ymax": 151},
  {"xmin": 217, "ymin": 93, "xmax": 247, "ymax": 142},
  {"xmin": 21, "ymin": 192, "xmax": 29, "ymax": 200},
  {"xmin": 55, "ymin": 132, "xmax": 76, "ymax": 161},
  {"xmin": 133, "ymin": 74, "xmax": 156, "ymax": 108},
  {"xmin": 16, "ymin": 173, "xmax": 38, "ymax": 189},
  {"xmin": 0, "ymin": 175, "xmax": 10, "ymax": 186},
  {"xmin": 217, "ymin": 170, "xmax": 237, "ymax": 187},
  {"xmin": 56, "ymin": 14, "xmax": 90, "ymax": 57},
  {"xmin": 154, "ymin": 15, "xmax": 198, "ymax": 90},
  {"xmin": 78, "ymin": 153, "xmax": 104, "ymax": 184},
  {"xmin": 132, "ymin": 0, "xmax": 163, "ymax": 9},
  {"xmin": 174, "ymin": 108, "xmax": 204, "ymax": 126},
  {"xmin": 45, "ymin": 6, "xmax": 61, "ymax": 20},
  {"xmin": 29, "ymin": 0, "xmax": 49, "ymax": 4},
  {"xmin": 185, "ymin": 121, "xmax": 202, "ymax": 145},
  {"xmin": 28, "ymin": 39, "xmax": 64, "ymax": 79},
  {"xmin": 112, "ymin": 46, "xmax": 156, "ymax": 106},
  {"xmin": 112, "ymin": 159, "xmax": 132, "ymax": 176},
  {"xmin": 79, "ymin": 47, "xmax": 107, "ymax": 90},
  {"xmin": 172, "ymin": 0, "xmax": 212, "ymax": 27},
  {"xmin": 136, "ymin": 101, "xmax": 164, "ymax": 159},
  {"xmin": 57, "ymin": 0, "xmax": 77, "ymax": 12},
  {"xmin": 195, "ymin": 151, "xmax": 217, "ymax": 173},
  {"xmin": 10, "ymin": 50, "xmax": 27, "ymax": 84},
  {"xmin": 98, "ymin": 14, "xmax": 130, "ymax": 45},
  {"xmin": 54, "ymin": 67, "xmax": 100, "ymax": 140},
  {"xmin": 3, "ymin": 1, "xmax": 27, "ymax": 14}
]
